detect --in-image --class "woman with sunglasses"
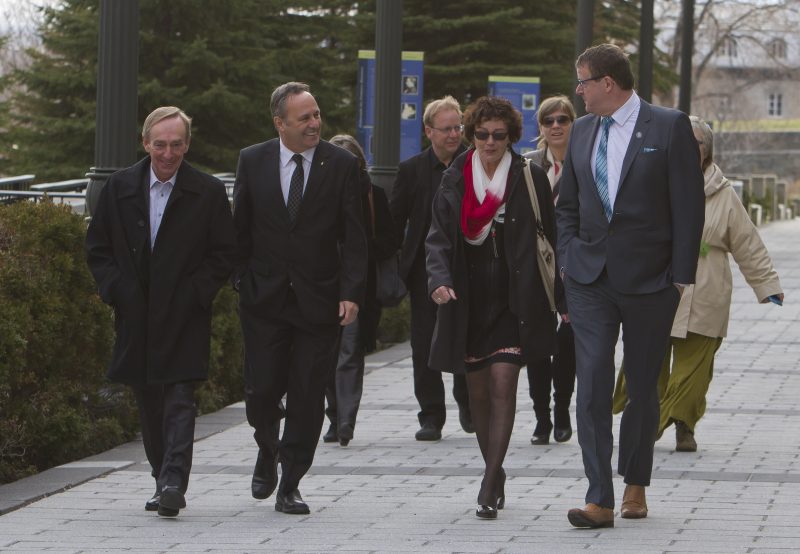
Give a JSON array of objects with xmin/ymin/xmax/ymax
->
[
  {"xmin": 426, "ymin": 96, "xmax": 557, "ymax": 519},
  {"xmin": 523, "ymin": 95, "xmax": 577, "ymax": 446}
]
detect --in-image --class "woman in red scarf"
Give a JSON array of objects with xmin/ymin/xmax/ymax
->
[{"xmin": 426, "ymin": 96, "xmax": 558, "ymax": 519}]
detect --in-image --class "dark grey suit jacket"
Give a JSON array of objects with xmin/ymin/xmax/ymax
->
[{"xmin": 556, "ymin": 98, "xmax": 705, "ymax": 294}]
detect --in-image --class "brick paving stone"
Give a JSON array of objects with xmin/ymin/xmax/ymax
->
[{"xmin": 1, "ymin": 219, "xmax": 799, "ymax": 552}]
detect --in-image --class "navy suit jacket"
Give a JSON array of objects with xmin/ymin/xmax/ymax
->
[{"xmin": 556, "ymin": 98, "xmax": 705, "ymax": 294}]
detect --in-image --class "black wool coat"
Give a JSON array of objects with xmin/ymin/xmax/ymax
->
[
  {"xmin": 425, "ymin": 149, "xmax": 558, "ymax": 373},
  {"xmin": 86, "ymin": 158, "xmax": 236, "ymax": 385}
]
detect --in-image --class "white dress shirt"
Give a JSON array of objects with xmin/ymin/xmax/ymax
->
[
  {"xmin": 591, "ymin": 92, "xmax": 641, "ymax": 209},
  {"xmin": 279, "ymin": 140, "xmax": 315, "ymax": 204},
  {"xmin": 149, "ymin": 168, "xmax": 176, "ymax": 248}
]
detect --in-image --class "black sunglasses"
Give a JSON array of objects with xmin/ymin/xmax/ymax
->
[
  {"xmin": 473, "ymin": 129, "xmax": 509, "ymax": 141},
  {"xmin": 541, "ymin": 115, "xmax": 572, "ymax": 127}
]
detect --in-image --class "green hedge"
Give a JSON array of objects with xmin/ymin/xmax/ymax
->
[
  {"xmin": 0, "ymin": 201, "xmax": 245, "ymax": 484},
  {"xmin": 0, "ymin": 200, "xmax": 409, "ymax": 484}
]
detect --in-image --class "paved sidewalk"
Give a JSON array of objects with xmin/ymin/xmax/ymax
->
[{"xmin": 1, "ymin": 219, "xmax": 799, "ymax": 553}]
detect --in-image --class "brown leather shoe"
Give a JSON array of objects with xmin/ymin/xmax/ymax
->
[
  {"xmin": 568, "ymin": 503, "xmax": 614, "ymax": 528},
  {"xmin": 620, "ymin": 484, "xmax": 648, "ymax": 519}
]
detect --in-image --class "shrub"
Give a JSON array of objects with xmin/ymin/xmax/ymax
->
[
  {"xmin": 0, "ymin": 201, "xmax": 137, "ymax": 483},
  {"xmin": 0, "ymin": 200, "xmax": 245, "ymax": 484}
]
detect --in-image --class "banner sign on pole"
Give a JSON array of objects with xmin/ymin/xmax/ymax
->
[
  {"xmin": 357, "ymin": 50, "xmax": 424, "ymax": 165},
  {"xmin": 487, "ymin": 76, "xmax": 540, "ymax": 154}
]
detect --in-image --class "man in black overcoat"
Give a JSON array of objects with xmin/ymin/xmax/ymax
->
[
  {"xmin": 232, "ymin": 82, "xmax": 367, "ymax": 515},
  {"xmin": 86, "ymin": 106, "xmax": 236, "ymax": 517},
  {"xmin": 390, "ymin": 95, "xmax": 472, "ymax": 441}
]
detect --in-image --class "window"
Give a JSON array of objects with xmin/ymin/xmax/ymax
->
[
  {"xmin": 768, "ymin": 39, "xmax": 787, "ymax": 59},
  {"xmin": 768, "ymin": 93, "xmax": 783, "ymax": 117},
  {"xmin": 718, "ymin": 37, "xmax": 738, "ymax": 57}
]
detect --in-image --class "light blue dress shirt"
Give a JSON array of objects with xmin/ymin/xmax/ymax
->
[{"xmin": 149, "ymin": 168, "xmax": 176, "ymax": 248}]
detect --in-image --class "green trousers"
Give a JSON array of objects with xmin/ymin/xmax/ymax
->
[{"xmin": 612, "ymin": 332, "xmax": 723, "ymax": 435}]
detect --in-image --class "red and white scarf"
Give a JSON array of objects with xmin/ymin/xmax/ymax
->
[{"xmin": 460, "ymin": 148, "xmax": 512, "ymax": 245}]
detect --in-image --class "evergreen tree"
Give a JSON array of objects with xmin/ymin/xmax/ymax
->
[{"xmin": 0, "ymin": 0, "xmax": 361, "ymax": 180}]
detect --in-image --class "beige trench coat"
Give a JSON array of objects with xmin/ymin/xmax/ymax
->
[{"xmin": 671, "ymin": 163, "xmax": 782, "ymax": 339}]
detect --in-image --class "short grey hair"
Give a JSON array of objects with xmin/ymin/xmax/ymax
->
[
  {"xmin": 142, "ymin": 106, "xmax": 192, "ymax": 142},
  {"xmin": 270, "ymin": 82, "xmax": 311, "ymax": 119},
  {"xmin": 689, "ymin": 115, "xmax": 714, "ymax": 171}
]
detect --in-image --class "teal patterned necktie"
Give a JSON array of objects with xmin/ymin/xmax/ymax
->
[{"xmin": 595, "ymin": 116, "xmax": 613, "ymax": 221}]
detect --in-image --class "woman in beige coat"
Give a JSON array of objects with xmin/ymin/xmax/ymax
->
[{"xmin": 613, "ymin": 116, "xmax": 784, "ymax": 452}]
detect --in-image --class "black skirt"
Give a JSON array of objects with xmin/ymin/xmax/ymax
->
[{"xmin": 463, "ymin": 220, "xmax": 522, "ymax": 372}]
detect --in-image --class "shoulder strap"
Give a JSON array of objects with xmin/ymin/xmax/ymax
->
[{"xmin": 523, "ymin": 159, "xmax": 543, "ymax": 226}]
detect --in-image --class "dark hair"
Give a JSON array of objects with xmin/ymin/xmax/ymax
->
[
  {"xmin": 270, "ymin": 82, "xmax": 311, "ymax": 119},
  {"xmin": 463, "ymin": 96, "xmax": 522, "ymax": 145},
  {"xmin": 576, "ymin": 44, "xmax": 635, "ymax": 91},
  {"xmin": 329, "ymin": 134, "xmax": 367, "ymax": 171}
]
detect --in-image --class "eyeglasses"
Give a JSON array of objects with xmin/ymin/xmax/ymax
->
[
  {"xmin": 541, "ymin": 115, "xmax": 572, "ymax": 127},
  {"xmin": 473, "ymin": 129, "xmax": 509, "ymax": 141},
  {"xmin": 576, "ymin": 75, "xmax": 606, "ymax": 88},
  {"xmin": 429, "ymin": 124, "xmax": 464, "ymax": 135}
]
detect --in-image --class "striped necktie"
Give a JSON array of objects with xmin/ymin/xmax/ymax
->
[{"xmin": 595, "ymin": 116, "xmax": 613, "ymax": 221}]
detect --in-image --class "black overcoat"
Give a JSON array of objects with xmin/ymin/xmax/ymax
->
[
  {"xmin": 425, "ymin": 149, "xmax": 558, "ymax": 373},
  {"xmin": 86, "ymin": 158, "xmax": 236, "ymax": 385}
]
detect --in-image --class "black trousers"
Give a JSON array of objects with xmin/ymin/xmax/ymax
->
[
  {"xmin": 241, "ymin": 292, "xmax": 339, "ymax": 495},
  {"xmin": 526, "ymin": 320, "xmax": 576, "ymax": 422},
  {"xmin": 132, "ymin": 381, "xmax": 197, "ymax": 494},
  {"xmin": 566, "ymin": 272, "xmax": 679, "ymax": 508},
  {"xmin": 325, "ymin": 316, "xmax": 364, "ymax": 431},
  {"xmin": 408, "ymin": 256, "xmax": 469, "ymax": 429}
]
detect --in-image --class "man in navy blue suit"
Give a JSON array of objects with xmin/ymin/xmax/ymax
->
[{"xmin": 556, "ymin": 44, "xmax": 704, "ymax": 528}]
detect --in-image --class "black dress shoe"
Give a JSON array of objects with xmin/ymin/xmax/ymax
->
[
  {"xmin": 554, "ymin": 409, "xmax": 573, "ymax": 443},
  {"xmin": 530, "ymin": 420, "xmax": 552, "ymax": 445},
  {"xmin": 157, "ymin": 486, "xmax": 185, "ymax": 517},
  {"xmin": 145, "ymin": 487, "xmax": 161, "ymax": 512},
  {"xmin": 338, "ymin": 423, "xmax": 354, "ymax": 447},
  {"xmin": 415, "ymin": 422, "xmax": 442, "ymax": 441},
  {"xmin": 275, "ymin": 489, "xmax": 310, "ymax": 514},
  {"xmin": 322, "ymin": 423, "xmax": 338, "ymax": 443},
  {"xmin": 458, "ymin": 406, "xmax": 475, "ymax": 434},
  {"xmin": 252, "ymin": 449, "xmax": 279, "ymax": 500},
  {"xmin": 476, "ymin": 504, "xmax": 498, "ymax": 519}
]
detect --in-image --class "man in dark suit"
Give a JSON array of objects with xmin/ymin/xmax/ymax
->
[
  {"xmin": 233, "ymin": 82, "xmax": 366, "ymax": 514},
  {"xmin": 390, "ymin": 95, "xmax": 471, "ymax": 441},
  {"xmin": 556, "ymin": 44, "xmax": 704, "ymax": 528},
  {"xmin": 86, "ymin": 106, "xmax": 236, "ymax": 518}
]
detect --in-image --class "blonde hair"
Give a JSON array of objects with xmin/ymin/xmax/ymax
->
[
  {"xmin": 423, "ymin": 95, "xmax": 462, "ymax": 128},
  {"xmin": 142, "ymin": 106, "xmax": 192, "ymax": 142}
]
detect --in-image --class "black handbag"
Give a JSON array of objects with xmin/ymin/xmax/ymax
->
[{"xmin": 375, "ymin": 252, "xmax": 407, "ymax": 307}]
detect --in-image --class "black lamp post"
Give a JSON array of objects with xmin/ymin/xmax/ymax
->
[
  {"xmin": 368, "ymin": 0, "xmax": 402, "ymax": 194},
  {"xmin": 85, "ymin": 0, "xmax": 139, "ymax": 216}
]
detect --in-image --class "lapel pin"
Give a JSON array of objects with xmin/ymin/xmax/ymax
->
[{"xmin": 636, "ymin": 131, "xmax": 642, "ymax": 139}]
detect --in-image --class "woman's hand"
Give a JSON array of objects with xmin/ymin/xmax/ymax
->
[{"xmin": 431, "ymin": 286, "xmax": 457, "ymax": 305}]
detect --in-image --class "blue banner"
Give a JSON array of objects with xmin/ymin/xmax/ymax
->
[
  {"xmin": 357, "ymin": 50, "xmax": 424, "ymax": 165},
  {"xmin": 487, "ymin": 76, "xmax": 541, "ymax": 155}
]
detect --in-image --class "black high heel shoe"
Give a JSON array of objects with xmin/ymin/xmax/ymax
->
[
  {"xmin": 476, "ymin": 504, "xmax": 498, "ymax": 519},
  {"xmin": 496, "ymin": 468, "xmax": 506, "ymax": 510}
]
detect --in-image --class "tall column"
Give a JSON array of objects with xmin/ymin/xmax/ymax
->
[
  {"xmin": 639, "ymin": 0, "xmax": 654, "ymax": 102},
  {"xmin": 574, "ymin": 0, "xmax": 595, "ymax": 117},
  {"xmin": 368, "ymin": 0, "xmax": 402, "ymax": 193},
  {"xmin": 85, "ymin": 0, "xmax": 139, "ymax": 216},
  {"xmin": 678, "ymin": 0, "xmax": 695, "ymax": 114}
]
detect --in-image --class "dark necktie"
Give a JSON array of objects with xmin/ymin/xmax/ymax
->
[
  {"xmin": 595, "ymin": 116, "xmax": 613, "ymax": 221},
  {"xmin": 287, "ymin": 153, "xmax": 304, "ymax": 221}
]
